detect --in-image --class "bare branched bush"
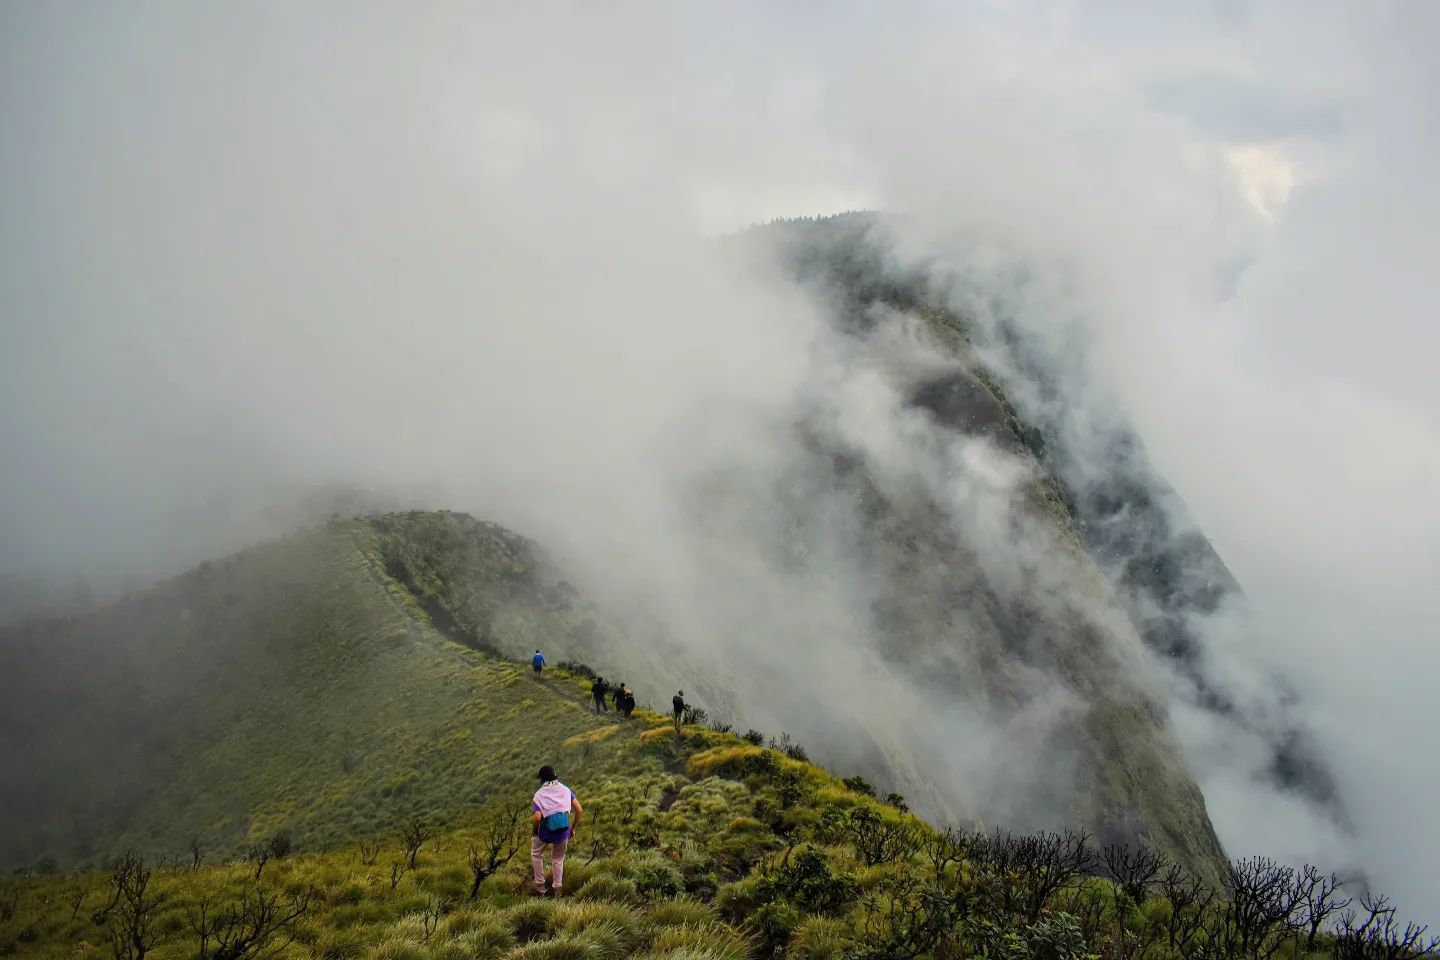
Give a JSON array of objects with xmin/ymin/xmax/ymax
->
[
  {"xmin": 1296, "ymin": 864, "xmax": 1351, "ymax": 948},
  {"xmin": 986, "ymin": 830, "xmax": 1097, "ymax": 922},
  {"xmin": 263, "ymin": 831, "xmax": 293, "ymax": 860},
  {"xmin": 189, "ymin": 884, "xmax": 312, "ymax": 960},
  {"xmin": 420, "ymin": 896, "xmax": 446, "ymax": 941},
  {"xmin": 401, "ymin": 819, "xmax": 433, "ymax": 869},
  {"xmin": 468, "ymin": 803, "xmax": 526, "ymax": 899},
  {"xmin": 245, "ymin": 844, "xmax": 270, "ymax": 881},
  {"xmin": 922, "ymin": 827, "xmax": 984, "ymax": 883},
  {"xmin": 356, "ymin": 840, "xmax": 380, "ymax": 866},
  {"xmin": 1102, "ymin": 844, "xmax": 1166, "ymax": 907},
  {"xmin": 1336, "ymin": 894, "xmax": 1440, "ymax": 960},
  {"xmin": 1158, "ymin": 864, "xmax": 1215, "ymax": 956},
  {"xmin": 1216, "ymin": 856, "xmax": 1304, "ymax": 960},
  {"xmin": 106, "ymin": 853, "xmax": 166, "ymax": 960},
  {"xmin": 65, "ymin": 883, "xmax": 87, "ymax": 922}
]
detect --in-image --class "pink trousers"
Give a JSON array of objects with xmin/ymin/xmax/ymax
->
[{"xmin": 531, "ymin": 836, "xmax": 568, "ymax": 892}]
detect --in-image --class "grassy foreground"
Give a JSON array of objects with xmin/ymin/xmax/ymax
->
[{"xmin": 2, "ymin": 702, "xmax": 1413, "ymax": 960}]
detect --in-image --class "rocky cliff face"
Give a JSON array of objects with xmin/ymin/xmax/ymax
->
[{"xmin": 749, "ymin": 211, "xmax": 1342, "ymax": 834}]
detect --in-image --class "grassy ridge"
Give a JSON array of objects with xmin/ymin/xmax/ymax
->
[{"xmin": 0, "ymin": 517, "xmax": 634, "ymax": 869}]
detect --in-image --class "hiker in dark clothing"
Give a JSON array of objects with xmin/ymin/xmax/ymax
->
[
  {"xmin": 591, "ymin": 677, "xmax": 609, "ymax": 713},
  {"xmin": 531, "ymin": 649, "xmax": 545, "ymax": 675},
  {"xmin": 622, "ymin": 686, "xmax": 636, "ymax": 719},
  {"xmin": 672, "ymin": 690, "xmax": 686, "ymax": 735},
  {"xmin": 612, "ymin": 681, "xmax": 625, "ymax": 714}
]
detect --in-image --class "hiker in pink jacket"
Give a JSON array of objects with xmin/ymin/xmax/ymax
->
[{"xmin": 530, "ymin": 764, "xmax": 582, "ymax": 896}]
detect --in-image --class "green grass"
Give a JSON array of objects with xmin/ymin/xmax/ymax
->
[
  {"xmin": 0, "ymin": 743, "xmax": 1353, "ymax": 960},
  {"xmin": 0, "ymin": 516, "xmax": 646, "ymax": 871}
]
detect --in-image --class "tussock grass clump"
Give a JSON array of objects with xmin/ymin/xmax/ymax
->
[
  {"xmin": 504, "ymin": 898, "xmax": 559, "ymax": 942},
  {"xmin": 571, "ymin": 920, "xmax": 630, "ymax": 960},
  {"xmin": 648, "ymin": 898, "xmax": 719, "ymax": 928},
  {"xmin": 503, "ymin": 935, "xmax": 597, "ymax": 959},
  {"xmin": 551, "ymin": 901, "xmax": 643, "ymax": 950},
  {"xmin": 429, "ymin": 939, "xmax": 473, "ymax": 960},
  {"xmin": 584, "ymin": 851, "xmax": 683, "ymax": 900},
  {"xmin": 646, "ymin": 921, "xmax": 752, "ymax": 960},
  {"xmin": 455, "ymin": 920, "xmax": 516, "ymax": 959},
  {"xmin": 573, "ymin": 874, "xmax": 639, "ymax": 903},
  {"xmin": 440, "ymin": 903, "xmax": 502, "ymax": 937},
  {"xmin": 712, "ymin": 877, "xmax": 762, "ymax": 923},
  {"xmin": 388, "ymin": 913, "xmax": 436, "ymax": 942},
  {"xmin": 316, "ymin": 925, "xmax": 373, "ymax": 960},
  {"xmin": 368, "ymin": 933, "xmax": 432, "ymax": 960},
  {"xmin": 684, "ymin": 746, "xmax": 767, "ymax": 780},
  {"xmin": 788, "ymin": 915, "xmax": 853, "ymax": 959}
]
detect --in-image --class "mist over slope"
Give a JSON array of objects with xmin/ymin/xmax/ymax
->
[
  {"xmin": 0, "ymin": 507, "xmax": 1225, "ymax": 883},
  {"xmin": 748, "ymin": 213, "xmax": 1346, "ymax": 826}
]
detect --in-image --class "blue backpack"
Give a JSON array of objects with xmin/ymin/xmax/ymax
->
[{"xmin": 543, "ymin": 810, "xmax": 570, "ymax": 832}]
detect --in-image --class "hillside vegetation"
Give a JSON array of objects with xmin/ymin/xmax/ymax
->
[
  {"xmin": 0, "ymin": 514, "xmax": 632, "ymax": 868},
  {"xmin": 3, "ymin": 719, "xmax": 1429, "ymax": 960}
]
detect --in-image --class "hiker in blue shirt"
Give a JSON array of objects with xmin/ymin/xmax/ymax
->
[{"xmin": 531, "ymin": 649, "xmax": 545, "ymax": 675}]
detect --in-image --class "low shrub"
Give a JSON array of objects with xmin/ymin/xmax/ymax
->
[
  {"xmin": 746, "ymin": 900, "xmax": 800, "ymax": 956},
  {"xmin": 758, "ymin": 847, "xmax": 858, "ymax": 916}
]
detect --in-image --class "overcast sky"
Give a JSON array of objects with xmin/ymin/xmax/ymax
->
[{"xmin": 2, "ymin": 1, "xmax": 1437, "ymax": 916}]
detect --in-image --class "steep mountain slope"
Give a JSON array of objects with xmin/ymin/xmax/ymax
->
[
  {"xmin": 0, "ymin": 515, "xmax": 630, "ymax": 868},
  {"xmin": 746, "ymin": 212, "xmax": 1342, "ymax": 819}
]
